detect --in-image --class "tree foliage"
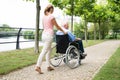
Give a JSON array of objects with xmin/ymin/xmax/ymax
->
[
  {"xmin": 49, "ymin": 0, "xmax": 96, "ymax": 17},
  {"xmin": 108, "ymin": 0, "xmax": 120, "ymax": 13},
  {"xmin": 0, "ymin": 24, "xmax": 14, "ymax": 31},
  {"xmin": 107, "ymin": 0, "xmax": 120, "ymax": 33},
  {"xmin": 23, "ymin": 0, "xmax": 120, "ymax": 41}
]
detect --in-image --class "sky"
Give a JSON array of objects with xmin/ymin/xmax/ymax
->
[{"xmin": 0, "ymin": 0, "xmax": 64, "ymax": 29}]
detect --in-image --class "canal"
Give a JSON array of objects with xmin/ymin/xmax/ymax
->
[{"xmin": 0, "ymin": 37, "xmax": 43, "ymax": 52}]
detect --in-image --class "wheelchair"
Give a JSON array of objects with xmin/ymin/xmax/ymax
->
[{"xmin": 50, "ymin": 34, "xmax": 83, "ymax": 69}]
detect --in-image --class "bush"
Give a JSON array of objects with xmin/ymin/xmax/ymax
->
[
  {"xmin": 105, "ymin": 35, "xmax": 113, "ymax": 39},
  {"xmin": 105, "ymin": 33, "xmax": 120, "ymax": 39},
  {"xmin": 23, "ymin": 30, "xmax": 42, "ymax": 40},
  {"xmin": 23, "ymin": 31, "xmax": 35, "ymax": 39}
]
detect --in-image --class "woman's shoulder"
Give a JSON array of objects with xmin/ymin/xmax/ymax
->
[
  {"xmin": 43, "ymin": 14, "xmax": 54, "ymax": 17},
  {"xmin": 49, "ymin": 14, "xmax": 55, "ymax": 18},
  {"xmin": 43, "ymin": 14, "xmax": 54, "ymax": 20},
  {"xmin": 47, "ymin": 14, "xmax": 54, "ymax": 21}
]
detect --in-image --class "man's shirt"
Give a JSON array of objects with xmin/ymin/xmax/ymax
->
[{"xmin": 56, "ymin": 29, "xmax": 76, "ymax": 42}]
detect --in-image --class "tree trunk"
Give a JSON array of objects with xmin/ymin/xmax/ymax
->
[
  {"xmin": 71, "ymin": 0, "xmax": 74, "ymax": 32},
  {"xmin": 34, "ymin": 0, "xmax": 40, "ymax": 53},
  {"xmin": 84, "ymin": 14, "xmax": 88, "ymax": 42},
  {"xmin": 93, "ymin": 14, "xmax": 97, "ymax": 40},
  {"xmin": 98, "ymin": 20, "xmax": 101, "ymax": 40},
  {"xmin": 94, "ymin": 23, "xmax": 97, "ymax": 40}
]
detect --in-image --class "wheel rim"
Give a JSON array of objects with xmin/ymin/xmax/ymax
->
[
  {"xmin": 50, "ymin": 53, "xmax": 63, "ymax": 67},
  {"xmin": 65, "ymin": 45, "xmax": 80, "ymax": 69}
]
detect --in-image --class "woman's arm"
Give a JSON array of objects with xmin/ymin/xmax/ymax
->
[{"xmin": 51, "ymin": 18, "xmax": 67, "ymax": 34}]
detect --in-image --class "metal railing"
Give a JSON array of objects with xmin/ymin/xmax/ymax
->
[{"xmin": 0, "ymin": 27, "xmax": 42, "ymax": 50}]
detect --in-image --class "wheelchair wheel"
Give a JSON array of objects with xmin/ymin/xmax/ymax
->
[
  {"xmin": 50, "ymin": 45, "xmax": 63, "ymax": 67},
  {"xmin": 65, "ymin": 45, "xmax": 80, "ymax": 69}
]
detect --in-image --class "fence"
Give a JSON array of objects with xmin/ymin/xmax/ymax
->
[{"xmin": 0, "ymin": 27, "xmax": 42, "ymax": 50}]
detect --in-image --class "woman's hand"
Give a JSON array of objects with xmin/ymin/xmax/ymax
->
[{"xmin": 63, "ymin": 31, "xmax": 68, "ymax": 34}]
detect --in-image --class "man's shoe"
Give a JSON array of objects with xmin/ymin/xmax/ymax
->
[
  {"xmin": 83, "ymin": 54, "xmax": 87, "ymax": 57},
  {"xmin": 81, "ymin": 54, "xmax": 87, "ymax": 59}
]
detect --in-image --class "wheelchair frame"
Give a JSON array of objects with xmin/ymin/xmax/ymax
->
[{"xmin": 50, "ymin": 35, "xmax": 83, "ymax": 69}]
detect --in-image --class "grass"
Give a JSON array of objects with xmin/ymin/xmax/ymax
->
[
  {"xmin": 83, "ymin": 40, "xmax": 105, "ymax": 47},
  {"xmin": 93, "ymin": 47, "xmax": 120, "ymax": 80},
  {"xmin": 0, "ymin": 47, "xmax": 42, "ymax": 75},
  {"xmin": 0, "ymin": 40, "xmax": 104, "ymax": 75}
]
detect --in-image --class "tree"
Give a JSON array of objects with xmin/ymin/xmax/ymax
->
[
  {"xmin": 24, "ymin": 0, "xmax": 40, "ymax": 53},
  {"xmin": 49, "ymin": 0, "xmax": 95, "ymax": 42},
  {"xmin": 35, "ymin": 0, "xmax": 40, "ymax": 53},
  {"xmin": 108, "ymin": 0, "xmax": 120, "ymax": 14},
  {"xmin": 73, "ymin": 0, "xmax": 95, "ymax": 42},
  {"xmin": 0, "ymin": 24, "xmax": 12, "ymax": 31},
  {"xmin": 94, "ymin": 5, "xmax": 108, "ymax": 39},
  {"xmin": 108, "ymin": 0, "xmax": 120, "ymax": 31},
  {"xmin": 74, "ymin": 22, "xmax": 85, "ymax": 39},
  {"xmin": 86, "ymin": 2, "xmax": 114, "ymax": 40}
]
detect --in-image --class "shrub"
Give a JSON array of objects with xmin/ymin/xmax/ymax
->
[{"xmin": 23, "ymin": 31, "xmax": 35, "ymax": 39}]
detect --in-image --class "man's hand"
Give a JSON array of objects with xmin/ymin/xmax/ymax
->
[{"xmin": 75, "ymin": 38, "xmax": 81, "ymax": 41}]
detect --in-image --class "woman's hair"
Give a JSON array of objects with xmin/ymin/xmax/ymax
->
[{"xmin": 44, "ymin": 4, "xmax": 54, "ymax": 15}]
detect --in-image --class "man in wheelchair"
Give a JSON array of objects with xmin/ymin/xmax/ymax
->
[{"xmin": 56, "ymin": 21, "xmax": 87, "ymax": 59}]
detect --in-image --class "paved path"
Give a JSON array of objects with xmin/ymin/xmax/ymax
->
[{"xmin": 0, "ymin": 40, "xmax": 120, "ymax": 80}]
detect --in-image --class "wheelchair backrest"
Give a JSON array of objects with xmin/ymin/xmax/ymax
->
[{"xmin": 55, "ymin": 34, "xmax": 70, "ymax": 53}]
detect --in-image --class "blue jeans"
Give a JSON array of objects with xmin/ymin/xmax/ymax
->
[{"xmin": 76, "ymin": 40, "xmax": 84, "ymax": 53}]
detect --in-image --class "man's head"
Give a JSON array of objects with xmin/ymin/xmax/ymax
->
[{"xmin": 63, "ymin": 21, "xmax": 69, "ymax": 29}]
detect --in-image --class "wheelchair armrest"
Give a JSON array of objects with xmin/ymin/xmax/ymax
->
[{"xmin": 69, "ymin": 41, "xmax": 79, "ymax": 49}]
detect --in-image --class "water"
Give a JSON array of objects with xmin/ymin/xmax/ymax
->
[{"xmin": 0, "ymin": 37, "xmax": 43, "ymax": 52}]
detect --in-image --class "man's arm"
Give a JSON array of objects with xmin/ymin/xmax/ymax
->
[
  {"xmin": 67, "ymin": 32, "xmax": 76, "ymax": 41},
  {"xmin": 56, "ymin": 30, "xmax": 64, "ymax": 35}
]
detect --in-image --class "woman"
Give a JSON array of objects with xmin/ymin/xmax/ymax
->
[{"xmin": 35, "ymin": 4, "xmax": 66, "ymax": 74}]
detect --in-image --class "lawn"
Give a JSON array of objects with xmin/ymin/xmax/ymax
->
[
  {"xmin": 93, "ymin": 47, "xmax": 120, "ymax": 80},
  {"xmin": 0, "ymin": 40, "xmax": 104, "ymax": 75},
  {"xmin": 0, "ymin": 47, "xmax": 41, "ymax": 75}
]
